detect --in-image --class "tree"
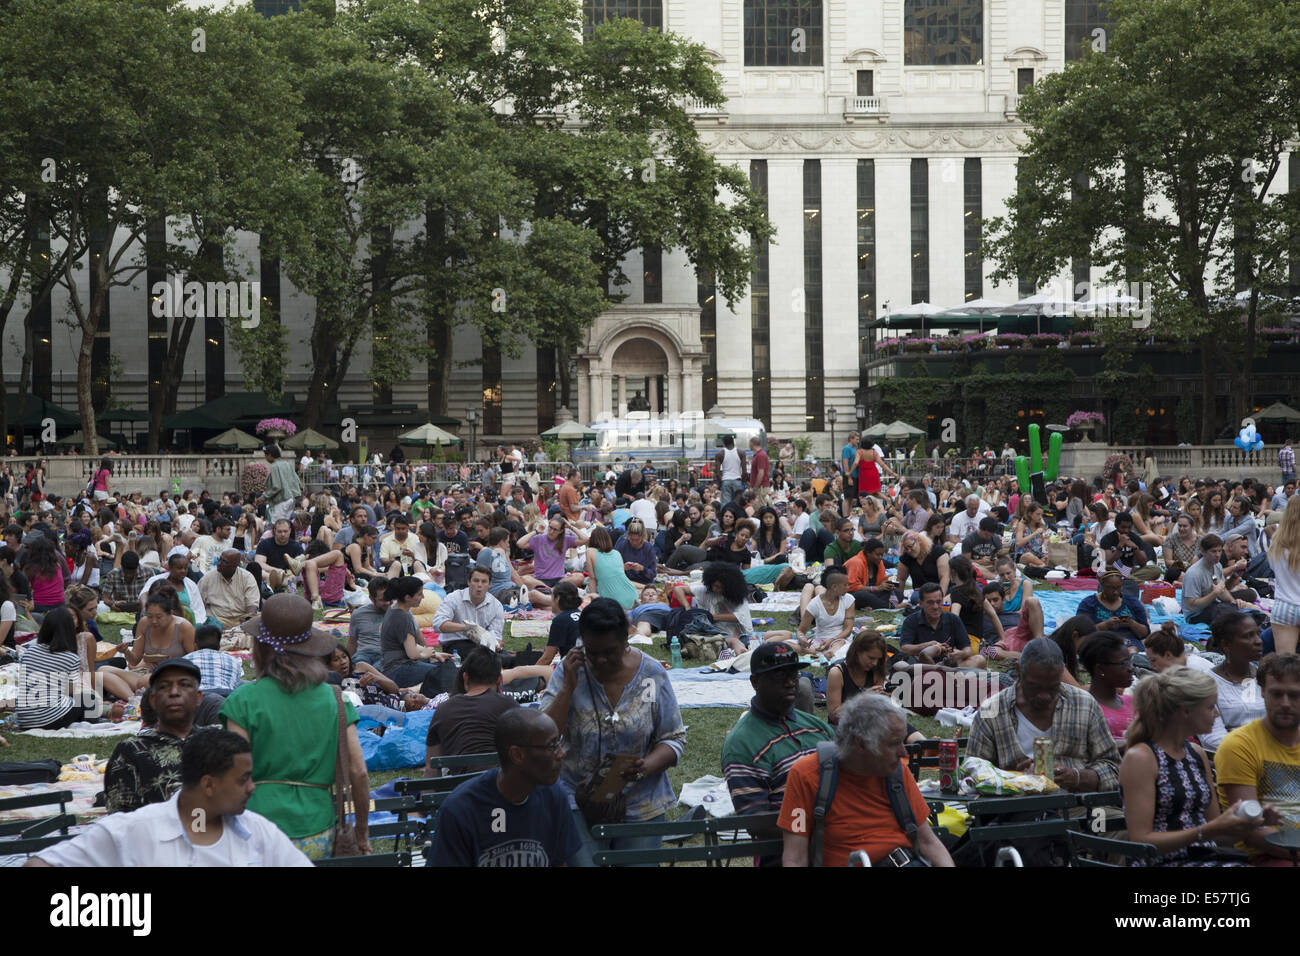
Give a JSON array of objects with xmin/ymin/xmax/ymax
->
[
  {"xmin": 982, "ymin": 0, "xmax": 1300, "ymax": 442},
  {"xmin": 0, "ymin": 0, "xmax": 303, "ymax": 455}
]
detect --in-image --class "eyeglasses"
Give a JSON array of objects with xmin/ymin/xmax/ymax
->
[
  {"xmin": 524, "ymin": 739, "xmax": 566, "ymax": 755},
  {"xmin": 1103, "ymin": 658, "xmax": 1134, "ymax": 670}
]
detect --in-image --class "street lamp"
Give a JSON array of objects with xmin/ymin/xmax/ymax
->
[
  {"xmin": 827, "ymin": 406, "xmax": 838, "ymax": 462},
  {"xmin": 855, "ymin": 403, "xmax": 865, "ymax": 431},
  {"xmin": 465, "ymin": 406, "xmax": 480, "ymax": 462}
]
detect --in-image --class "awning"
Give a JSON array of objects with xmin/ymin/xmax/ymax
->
[
  {"xmin": 163, "ymin": 391, "xmax": 298, "ymax": 431},
  {"xmin": 6, "ymin": 394, "xmax": 79, "ymax": 428}
]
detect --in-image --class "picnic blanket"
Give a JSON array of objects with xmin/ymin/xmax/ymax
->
[
  {"xmin": 0, "ymin": 777, "xmax": 107, "ymax": 820},
  {"xmin": 1030, "ymin": 588, "xmax": 1209, "ymax": 642},
  {"xmin": 667, "ymin": 669, "xmax": 754, "ymax": 708},
  {"xmin": 748, "ymin": 592, "xmax": 803, "ymax": 612},
  {"xmin": 18, "ymin": 721, "xmax": 140, "ymax": 739},
  {"xmin": 507, "ymin": 620, "xmax": 553, "ymax": 639}
]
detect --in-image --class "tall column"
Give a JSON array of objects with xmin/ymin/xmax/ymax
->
[
  {"xmin": 875, "ymin": 156, "xmax": 913, "ymax": 322},
  {"xmin": 766, "ymin": 158, "xmax": 806, "ymax": 434},
  {"xmin": 982, "ymin": 156, "xmax": 1020, "ymax": 299},
  {"xmin": 821, "ymin": 158, "xmax": 860, "ymax": 425},
  {"xmin": 930, "ymin": 157, "xmax": 965, "ymax": 310}
]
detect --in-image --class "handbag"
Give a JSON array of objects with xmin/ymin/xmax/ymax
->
[
  {"xmin": 330, "ymin": 685, "xmax": 362, "ymax": 857},
  {"xmin": 573, "ymin": 670, "xmax": 628, "ymax": 827}
]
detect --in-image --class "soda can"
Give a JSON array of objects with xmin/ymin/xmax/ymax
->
[
  {"xmin": 938, "ymin": 739, "xmax": 959, "ymax": 791},
  {"xmin": 1033, "ymin": 736, "xmax": 1054, "ymax": 781}
]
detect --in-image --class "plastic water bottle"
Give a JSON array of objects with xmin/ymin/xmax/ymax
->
[
  {"xmin": 452, "ymin": 650, "xmax": 461, "ymax": 671},
  {"xmin": 669, "ymin": 636, "xmax": 683, "ymax": 669}
]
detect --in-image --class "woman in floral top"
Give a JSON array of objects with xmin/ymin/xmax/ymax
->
[{"xmin": 541, "ymin": 598, "xmax": 686, "ymax": 865}]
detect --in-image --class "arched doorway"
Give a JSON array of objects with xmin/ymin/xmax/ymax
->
[{"xmin": 611, "ymin": 338, "xmax": 669, "ymax": 415}]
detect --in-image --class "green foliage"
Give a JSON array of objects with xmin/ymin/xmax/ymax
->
[
  {"xmin": 791, "ymin": 436, "xmax": 813, "ymax": 460},
  {"xmin": 540, "ymin": 438, "xmax": 566, "ymax": 462},
  {"xmin": 1175, "ymin": 394, "xmax": 1199, "ymax": 444}
]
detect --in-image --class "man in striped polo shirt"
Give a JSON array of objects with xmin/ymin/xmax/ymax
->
[{"xmin": 721, "ymin": 642, "xmax": 833, "ymax": 866}]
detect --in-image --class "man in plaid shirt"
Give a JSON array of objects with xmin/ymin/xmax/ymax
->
[
  {"xmin": 1279, "ymin": 439, "xmax": 1296, "ymax": 484},
  {"xmin": 967, "ymin": 637, "xmax": 1120, "ymax": 792},
  {"xmin": 182, "ymin": 624, "xmax": 245, "ymax": 695},
  {"xmin": 100, "ymin": 551, "xmax": 146, "ymax": 612}
]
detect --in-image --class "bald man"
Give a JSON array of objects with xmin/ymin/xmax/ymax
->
[
  {"xmin": 200, "ymin": 549, "xmax": 261, "ymax": 629},
  {"xmin": 428, "ymin": 710, "xmax": 583, "ymax": 867}
]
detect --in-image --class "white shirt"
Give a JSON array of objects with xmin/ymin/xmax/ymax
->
[
  {"xmin": 791, "ymin": 513, "xmax": 810, "ymax": 537},
  {"xmin": 950, "ymin": 508, "xmax": 988, "ymax": 541},
  {"xmin": 35, "ymin": 791, "xmax": 311, "ymax": 867},
  {"xmin": 139, "ymin": 572, "xmax": 209, "ymax": 624},
  {"xmin": 1271, "ymin": 547, "xmax": 1300, "ymax": 606},
  {"xmin": 1014, "ymin": 707, "xmax": 1052, "ymax": 761},
  {"xmin": 720, "ymin": 447, "xmax": 743, "ymax": 481},
  {"xmin": 629, "ymin": 498, "xmax": 658, "ymax": 531}
]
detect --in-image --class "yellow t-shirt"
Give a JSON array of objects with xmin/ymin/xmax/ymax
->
[{"xmin": 1215, "ymin": 719, "xmax": 1300, "ymax": 855}]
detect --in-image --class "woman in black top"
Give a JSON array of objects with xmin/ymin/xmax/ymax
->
[
  {"xmin": 896, "ymin": 530, "xmax": 949, "ymax": 605},
  {"xmin": 753, "ymin": 506, "xmax": 786, "ymax": 561},
  {"xmin": 705, "ymin": 519, "xmax": 757, "ymax": 566}
]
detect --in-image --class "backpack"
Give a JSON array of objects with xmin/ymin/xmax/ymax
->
[
  {"xmin": 809, "ymin": 741, "xmax": 921, "ymax": 867},
  {"xmin": 444, "ymin": 553, "xmax": 471, "ymax": 592},
  {"xmin": 662, "ymin": 606, "xmax": 723, "ymax": 642}
]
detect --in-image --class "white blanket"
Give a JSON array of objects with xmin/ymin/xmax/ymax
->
[
  {"xmin": 667, "ymin": 670, "xmax": 754, "ymax": 708},
  {"xmin": 19, "ymin": 721, "xmax": 140, "ymax": 739}
]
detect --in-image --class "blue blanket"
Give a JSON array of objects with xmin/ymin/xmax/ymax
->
[{"xmin": 1026, "ymin": 588, "xmax": 1209, "ymax": 643}]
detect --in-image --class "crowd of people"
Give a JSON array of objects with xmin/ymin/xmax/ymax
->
[{"xmin": 3, "ymin": 433, "xmax": 1299, "ymax": 867}]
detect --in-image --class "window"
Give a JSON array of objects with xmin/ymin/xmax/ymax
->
[
  {"xmin": 584, "ymin": 0, "xmax": 662, "ymax": 36},
  {"xmin": 750, "ymin": 160, "xmax": 771, "ymax": 429},
  {"xmin": 1065, "ymin": 0, "xmax": 1111, "ymax": 62},
  {"xmin": 1016, "ymin": 159, "xmax": 1034, "ymax": 298},
  {"xmin": 1071, "ymin": 172, "xmax": 1090, "ymax": 299},
  {"xmin": 483, "ymin": 347, "xmax": 502, "ymax": 435},
  {"xmin": 89, "ymin": 221, "xmax": 111, "ymax": 413},
  {"xmin": 642, "ymin": 245, "xmax": 662, "ymax": 304},
  {"xmin": 964, "ymin": 158, "xmax": 982, "ymax": 301},
  {"xmin": 1017, "ymin": 68, "xmax": 1034, "ymax": 93},
  {"xmin": 146, "ymin": 218, "xmax": 167, "ymax": 407},
  {"xmin": 537, "ymin": 348, "xmax": 556, "ymax": 433},
  {"xmin": 698, "ymin": 271, "xmax": 717, "ymax": 411},
  {"xmin": 803, "ymin": 160, "xmax": 824, "ymax": 432},
  {"xmin": 904, "ymin": 0, "xmax": 983, "ymax": 66},
  {"xmin": 911, "ymin": 159, "xmax": 929, "ymax": 304},
  {"xmin": 857, "ymin": 160, "xmax": 876, "ymax": 382},
  {"xmin": 856, "ymin": 70, "xmax": 875, "ymax": 97},
  {"xmin": 252, "ymin": 0, "xmax": 301, "ymax": 17},
  {"xmin": 744, "ymin": 0, "xmax": 823, "ymax": 67}
]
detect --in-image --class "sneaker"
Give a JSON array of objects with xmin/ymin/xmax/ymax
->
[
  {"xmin": 717, "ymin": 647, "xmax": 736, "ymax": 662},
  {"xmin": 284, "ymin": 555, "xmax": 304, "ymax": 576}
]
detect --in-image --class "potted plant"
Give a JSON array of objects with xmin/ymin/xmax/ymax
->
[
  {"xmin": 961, "ymin": 334, "xmax": 988, "ymax": 351},
  {"xmin": 1069, "ymin": 330, "xmax": 1098, "ymax": 347},
  {"xmin": 903, "ymin": 337, "xmax": 931, "ymax": 353},
  {"xmin": 1029, "ymin": 333, "xmax": 1063, "ymax": 348},
  {"xmin": 1066, "ymin": 410, "xmax": 1105, "ymax": 442},
  {"xmin": 936, "ymin": 336, "xmax": 962, "ymax": 351},
  {"xmin": 995, "ymin": 333, "xmax": 1027, "ymax": 349},
  {"xmin": 255, "ymin": 417, "xmax": 297, "ymax": 443},
  {"xmin": 1260, "ymin": 327, "xmax": 1294, "ymax": 343}
]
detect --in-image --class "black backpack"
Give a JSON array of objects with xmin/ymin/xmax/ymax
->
[
  {"xmin": 444, "ymin": 553, "xmax": 471, "ymax": 592},
  {"xmin": 809, "ymin": 741, "xmax": 922, "ymax": 867}
]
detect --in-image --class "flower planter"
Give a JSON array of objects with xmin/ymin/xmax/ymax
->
[
  {"xmin": 936, "ymin": 338, "xmax": 962, "ymax": 351},
  {"xmin": 996, "ymin": 336, "xmax": 1026, "ymax": 349},
  {"xmin": 903, "ymin": 341, "xmax": 929, "ymax": 353},
  {"xmin": 1069, "ymin": 333, "xmax": 1097, "ymax": 346}
]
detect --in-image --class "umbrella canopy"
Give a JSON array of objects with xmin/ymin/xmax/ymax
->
[
  {"xmin": 6, "ymin": 394, "xmax": 79, "ymax": 429},
  {"xmin": 883, "ymin": 420, "xmax": 925, "ymax": 441},
  {"xmin": 283, "ymin": 427, "xmax": 340, "ymax": 451},
  {"xmin": 55, "ymin": 430, "xmax": 118, "ymax": 449},
  {"xmin": 944, "ymin": 298, "xmax": 1014, "ymax": 315},
  {"xmin": 398, "ymin": 422, "xmax": 462, "ymax": 447},
  {"xmin": 540, "ymin": 420, "xmax": 597, "ymax": 442},
  {"xmin": 1253, "ymin": 401, "xmax": 1300, "ymax": 425},
  {"xmin": 203, "ymin": 427, "xmax": 263, "ymax": 452},
  {"xmin": 700, "ymin": 419, "xmax": 737, "ymax": 439}
]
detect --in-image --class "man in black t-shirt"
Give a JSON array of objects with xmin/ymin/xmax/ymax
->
[
  {"xmin": 438, "ymin": 512, "xmax": 470, "ymax": 556},
  {"xmin": 424, "ymin": 647, "xmax": 519, "ymax": 767},
  {"xmin": 252, "ymin": 519, "xmax": 303, "ymax": 592},
  {"xmin": 898, "ymin": 583, "xmax": 984, "ymax": 667},
  {"xmin": 1098, "ymin": 512, "xmax": 1160, "ymax": 582},
  {"xmin": 961, "ymin": 516, "xmax": 1002, "ymax": 577}
]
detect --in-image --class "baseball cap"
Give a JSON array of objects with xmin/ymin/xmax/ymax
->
[
  {"xmin": 749, "ymin": 641, "xmax": 809, "ymax": 676},
  {"xmin": 149, "ymin": 658, "xmax": 202, "ymax": 686}
]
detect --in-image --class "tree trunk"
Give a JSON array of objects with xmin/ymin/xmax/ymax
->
[
  {"xmin": 424, "ymin": 205, "xmax": 450, "ymax": 415},
  {"xmin": 556, "ymin": 335, "xmax": 572, "ymax": 410},
  {"xmin": 303, "ymin": 293, "xmax": 341, "ymax": 431},
  {"xmin": 0, "ymin": 234, "xmax": 30, "ymax": 452}
]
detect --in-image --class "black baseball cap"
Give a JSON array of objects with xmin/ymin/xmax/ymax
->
[
  {"xmin": 749, "ymin": 642, "xmax": 809, "ymax": 676},
  {"xmin": 149, "ymin": 658, "xmax": 202, "ymax": 686}
]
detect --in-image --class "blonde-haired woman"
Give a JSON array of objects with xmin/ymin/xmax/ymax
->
[
  {"xmin": 1120, "ymin": 667, "xmax": 1276, "ymax": 866},
  {"xmin": 1266, "ymin": 497, "xmax": 1300, "ymax": 654}
]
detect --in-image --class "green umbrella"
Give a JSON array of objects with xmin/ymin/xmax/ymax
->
[
  {"xmin": 1253, "ymin": 401, "xmax": 1300, "ymax": 425},
  {"xmin": 540, "ymin": 421, "xmax": 597, "ymax": 442},
  {"xmin": 883, "ymin": 420, "xmax": 925, "ymax": 441},
  {"xmin": 398, "ymin": 422, "xmax": 463, "ymax": 447},
  {"xmin": 55, "ymin": 430, "xmax": 118, "ymax": 449},
  {"xmin": 203, "ymin": 427, "xmax": 263, "ymax": 452},
  {"xmin": 862, "ymin": 422, "xmax": 890, "ymax": 439},
  {"xmin": 283, "ymin": 427, "xmax": 340, "ymax": 451}
]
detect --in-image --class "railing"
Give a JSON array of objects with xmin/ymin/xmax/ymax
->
[
  {"xmin": 845, "ymin": 96, "xmax": 886, "ymax": 116},
  {"xmin": 1, "ymin": 454, "xmax": 260, "ymax": 497},
  {"xmin": 684, "ymin": 96, "xmax": 727, "ymax": 115},
  {"xmin": 1108, "ymin": 445, "xmax": 1283, "ymax": 473}
]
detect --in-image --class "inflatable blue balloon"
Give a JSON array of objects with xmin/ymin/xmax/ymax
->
[{"xmin": 1235, "ymin": 423, "xmax": 1264, "ymax": 452}]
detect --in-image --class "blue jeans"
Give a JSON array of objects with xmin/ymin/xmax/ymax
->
[
  {"xmin": 353, "ymin": 650, "xmax": 382, "ymax": 668},
  {"xmin": 570, "ymin": 809, "xmax": 666, "ymax": 868},
  {"xmin": 721, "ymin": 478, "xmax": 745, "ymax": 506},
  {"xmin": 358, "ymin": 704, "xmax": 406, "ymax": 724},
  {"xmin": 386, "ymin": 660, "xmax": 443, "ymax": 689}
]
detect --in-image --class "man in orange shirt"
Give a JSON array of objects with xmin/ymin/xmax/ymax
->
[
  {"xmin": 778, "ymin": 693, "xmax": 953, "ymax": 867},
  {"xmin": 557, "ymin": 469, "xmax": 583, "ymax": 523}
]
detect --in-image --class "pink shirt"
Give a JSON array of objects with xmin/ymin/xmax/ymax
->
[{"xmin": 1100, "ymin": 695, "xmax": 1135, "ymax": 741}]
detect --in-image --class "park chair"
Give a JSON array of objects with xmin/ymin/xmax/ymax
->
[
  {"xmin": 904, "ymin": 737, "xmax": 968, "ymax": 782},
  {"xmin": 393, "ymin": 770, "xmax": 481, "ymax": 798},
  {"xmin": 1074, "ymin": 790, "xmax": 1127, "ymax": 834},
  {"xmin": 591, "ymin": 811, "xmax": 783, "ymax": 867},
  {"xmin": 962, "ymin": 791, "xmax": 1078, "ymax": 867},
  {"xmin": 1066, "ymin": 830, "xmax": 1157, "ymax": 867},
  {"xmin": 368, "ymin": 795, "xmax": 426, "ymax": 854},
  {"xmin": 425, "ymin": 752, "xmax": 498, "ymax": 777},
  {"xmin": 316, "ymin": 850, "xmax": 412, "ymax": 867},
  {"xmin": 0, "ymin": 790, "xmax": 76, "ymax": 844}
]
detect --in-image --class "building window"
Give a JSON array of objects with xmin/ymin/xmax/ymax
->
[
  {"xmin": 483, "ymin": 347, "xmax": 502, "ymax": 435},
  {"xmin": 857, "ymin": 159, "xmax": 876, "ymax": 385},
  {"xmin": 642, "ymin": 245, "xmax": 662, "ymax": 304},
  {"xmin": 803, "ymin": 160, "xmax": 824, "ymax": 432},
  {"xmin": 584, "ymin": 0, "xmax": 663, "ymax": 35},
  {"xmin": 911, "ymin": 159, "xmax": 929, "ymax": 305},
  {"xmin": 1065, "ymin": 0, "xmax": 1111, "ymax": 62},
  {"xmin": 904, "ymin": 0, "xmax": 984, "ymax": 66},
  {"xmin": 252, "ymin": 0, "xmax": 301, "ymax": 17},
  {"xmin": 964, "ymin": 158, "xmax": 982, "ymax": 301},
  {"xmin": 1291, "ymin": 154, "xmax": 1300, "ymax": 298},
  {"xmin": 30, "ymin": 214, "xmax": 52, "ymax": 401},
  {"xmin": 537, "ymin": 347, "xmax": 556, "ymax": 433},
  {"xmin": 744, "ymin": 0, "xmax": 823, "ymax": 67},
  {"xmin": 856, "ymin": 70, "xmax": 874, "ymax": 96},
  {"xmin": 1016, "ymin": 159, "xmax": 1034, "ymax": 298},
  {"xmin": 750, "ymin": 160, "xmax": 771, "ymax": 429},
  {"xmin": 1017, "ymin": 68, "xmax": 1034, "ymax": 93},
  {"xmin": 698, "ymin": 271, "xmax": 717, "ymax": 412},
  {"xmin": 1072, "ymin": 172, "xmax": 1090, "ymax": 299}
]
